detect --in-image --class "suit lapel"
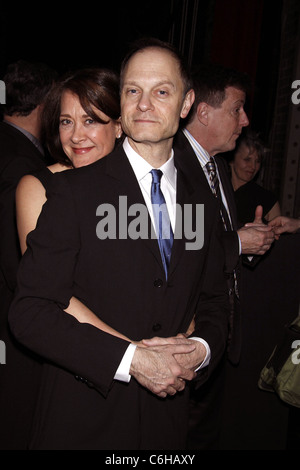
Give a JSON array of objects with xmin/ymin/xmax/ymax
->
[
  {"xmin": 168, "ymin": 166, "xmax": 192, "ymax": 278},
  {"xmin": 105, "ymin": 145, "xmax": 164, "ymax": 271},
  {"xmin": 168, "ymin": 136, "xmax": 201, "ymax": 278},
  {"xmin": 215, "ymin": 155, "xmax": 238, "ymax": 230},
  {"xmin": 174, "ymin": 130, "xmax": 214, "ymax": 199},
  {"xmin": 170, "ymin": 130, "xmax": 222, "ymax": 278},
  {"xmin": 105, "ymin": 140, "xmax": 208, "ymax": 280}
]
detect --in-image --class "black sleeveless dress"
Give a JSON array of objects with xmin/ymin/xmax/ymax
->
[{"xmin": 31, "ymin": 166, "xmax": 54, "ymax": 191}]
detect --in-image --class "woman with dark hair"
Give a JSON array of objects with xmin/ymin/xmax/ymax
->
[
  {"xmin": 15, "ymin": 68, "xmax": 129, "ymax": 338},
  {"xmin": 41, "ymin": 67, "xmax": 122, "ymax": 167}
]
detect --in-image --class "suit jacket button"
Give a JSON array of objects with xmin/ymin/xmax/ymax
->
[
  {"xmin": 154, "ymin": 279, "xmax": 163, "ymax": 288},
  {"xmin": 152, "ymin": 323, "xmax": 162, "ymax": 332}
]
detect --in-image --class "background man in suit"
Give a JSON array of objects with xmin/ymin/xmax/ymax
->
[
  {"xmin": 0, "ymin": 60, "xmax": 56, "ymax": 449},
  {"xmin": 174, "ymin": 63, "xmax": 275, "ymax": 449},
  {"xmin": 8, "ymin": 39, "xmax": 229, "ymax": 449}
]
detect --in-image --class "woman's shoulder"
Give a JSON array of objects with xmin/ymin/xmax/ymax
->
[
  {"xmin": 17, "ymin": 171, "xmax": 46, "ymax": 191},
  {"xmin": 16, "ymin": 164, "xmax": 62, "ymax": 195},
  {"xmin": 16, "ymin": 173, "xmax": 46, "ymax": 204}
]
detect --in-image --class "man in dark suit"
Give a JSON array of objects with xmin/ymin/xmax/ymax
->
[
  {"xmin": 174, "ymin": 64, "xmax": 275, "ymax": 449},
  {"xmin": 0, "ymin": 60, "xmax": 56, "ymax": 449},
  {"xmin": 8, "ymin": 39, "xmax": 229, "ymax": 449}
]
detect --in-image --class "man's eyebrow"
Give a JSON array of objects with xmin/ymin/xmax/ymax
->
[
  {"xmin": 232, "ymin": 99, "xmax": 245, "ymax": 105},
  {"xmin": 123, "ymin": 80, "xmax": 176, "ymax": 89}
]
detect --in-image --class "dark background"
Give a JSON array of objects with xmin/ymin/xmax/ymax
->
[
  {"xmin": 0, "ymin": 0, "xmax": 299, "ymax": 450},
  {"xmin": 0, "ymin": 0, "xmax": 282, "ymax": 134},
  {"xmin": 0, "ymin": 0, "xmax": 299, "ymax": 216}
]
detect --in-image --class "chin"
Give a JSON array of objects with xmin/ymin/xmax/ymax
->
[{"xmin": 73, "ymin": 158, "xmax": 98, "ymax": 168}]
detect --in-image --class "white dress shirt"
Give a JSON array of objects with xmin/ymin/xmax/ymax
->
[{"xmin": 114, "ymin": 138, "xmax": 210, "ymax": 382}]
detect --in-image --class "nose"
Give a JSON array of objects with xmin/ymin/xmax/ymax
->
[
  {"xmin": 137, "ymin": 92, "xmax": 154, "ymax": 112},
  {"xmin": 71, "ymin": 123, "xmax": 86, "ymax": 143},
  {"xmin": 240, "ymin": 109, "xmax": 249, "ymax": 127}
]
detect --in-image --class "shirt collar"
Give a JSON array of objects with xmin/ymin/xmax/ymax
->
[
  {"xmin": 4, "ymin": 119, "xmax": 45, "ymax": 156},
  {"xmin": 183, "ymin": 128, "xmax": 211, "ymax": 168},
  {"xmin": 123, "ymin": 137, "xmax": 176, "ymax": 189}
]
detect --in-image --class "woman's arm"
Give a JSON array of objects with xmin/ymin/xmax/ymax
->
[
  {"xmin": 16, "ymin": 174, "xmax": 48, "ymax": 254},
  {"xmin": 65, "ymin": 297, "xmax": 131, "ymax": 341},
  {"xmin": 264, "ymin": 201, "xmax": 281, "ymax": 222},
  {"xmin": 269, "ymin": 215, "xmax": 300, "ymax": 236}
]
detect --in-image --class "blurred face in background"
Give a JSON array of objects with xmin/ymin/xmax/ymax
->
[{"xmin": 230, "ymin": 141, "xmax": 261, "ymax": 190}]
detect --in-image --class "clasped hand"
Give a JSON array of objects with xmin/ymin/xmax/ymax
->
[
  {"xmin": 238, "ymin": 205, "xmax": 275, "ymax": 255},
  {"xmin": 130, "ymin": 335, "xmax": 205, "ymax": 398}
]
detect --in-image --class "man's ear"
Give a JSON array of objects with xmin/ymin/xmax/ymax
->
[
  {"xmin": 196, "ymin": 102, "xmax": 209, "ymax": 126},
  {"xmin": 180, "ymin": 89, "xmax": 195, "ymax": 119}
]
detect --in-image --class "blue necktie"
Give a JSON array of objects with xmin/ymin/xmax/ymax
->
[{"xmin": 150, "ymin": 169, "xmax": 174, "ymax": 278}]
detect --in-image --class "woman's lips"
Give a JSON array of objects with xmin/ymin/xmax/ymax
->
[
  {"xmin": 72, "ymin": 147, "xmax": 94, "ymax": 155},
  {"xmin": 244, "ymin": 171, "xmax": 255, "ymax": 179}
]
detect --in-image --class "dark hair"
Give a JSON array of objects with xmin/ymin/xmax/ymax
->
[
  {"xmin": 3, "ymin": 60, "xmax": 57, "ymax": 116},
  {"xmin": 120, "ymin": 37, "xmax": 192, "ymax": 95},
  {"xmin": 234, "ymin": 128, "xmax": 267, "ymax": 163},
  {"xmin": 190, "ymin": 63, "xmax": 251, "ymax": 118},
  {"xmin": 42, "ymin": 68, "xmax": 120, "ymax": 166}
]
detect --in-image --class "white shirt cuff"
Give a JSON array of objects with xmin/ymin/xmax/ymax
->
[
  {"xmin": 190, "ymin": 337, "xmax": 211, "ymax": 370},
  {"xmin": 237, "ymin": 233, "xmax": 242, "ymax": 255},
  {"xmin": 114, "ymin": 337, "xmax": 210, "ymax": 382},
  {"xmin": 114, "ymin": 343, "xmax": 137, "ymax": 382}
]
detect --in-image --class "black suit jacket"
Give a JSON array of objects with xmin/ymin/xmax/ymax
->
[
  {"xmin": 174, "ymin": 130, "xmax": 243, "ymax": 363},
  {"xmin": 0, "ymin": 122, "xmax": 47, "ymax": 293},
  {"xmin": 0, "ymin": 121, "xmax": 47, "ymax": 449},
  {"xmin": 9, "ymin": 141, "xmax": 229, "ymax": 449}
]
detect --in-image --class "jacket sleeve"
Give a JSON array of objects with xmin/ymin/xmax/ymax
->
[
  {"xmin": 222, "ymin": 230, "xmax": 240, "ymax": 273},
  {"xmin": 8, "ymin": 172, "xmax": 130, "ymax": 397},
  {"xmin": 191, "ymin": 210, "xmax": 230, "ymax": 386}
]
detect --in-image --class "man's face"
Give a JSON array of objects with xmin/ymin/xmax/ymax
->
[
  {"xmin": 207, "ymin": 86, "xmax": 249, "ymax": 155},
  {"xmin": 120, "ymin": 47, "xmax": 193, "ymax": 148}
]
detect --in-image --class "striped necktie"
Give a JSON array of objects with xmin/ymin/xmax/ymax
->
[
  {"xmin": 206, "ymin": 158, "xmax": 239, "ymax": 298},
  {"xmin": 150, "ymin": 169, "xmax": 174, "ymax": 279},
  {"xmin": 206, "ymin": 157, "xmax": 231, "ymax": 231},
  {"xmin": 206, "ymin": 158, "xmax": 220, "ymax": 196}
]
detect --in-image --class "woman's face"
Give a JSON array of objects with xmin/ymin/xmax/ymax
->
[
  {"xmin": 231, "ymin": 141, "xmax": 261, "ymax": 188},
  {"xmin": 59, "ymin": 90, "xmax": 121, "ymax": 168}
]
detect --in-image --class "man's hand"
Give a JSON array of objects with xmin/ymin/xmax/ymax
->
[
  {"xmin": 130, "ymin": 340, "xmax": 196, "ymax": 398},
  {"xmin": 238, "ymin": 205, "xmax": 275, "ymax": 255},
  {"xmin": 142, "ymin": 335, "xmax": 206, "ymax": 372}
]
